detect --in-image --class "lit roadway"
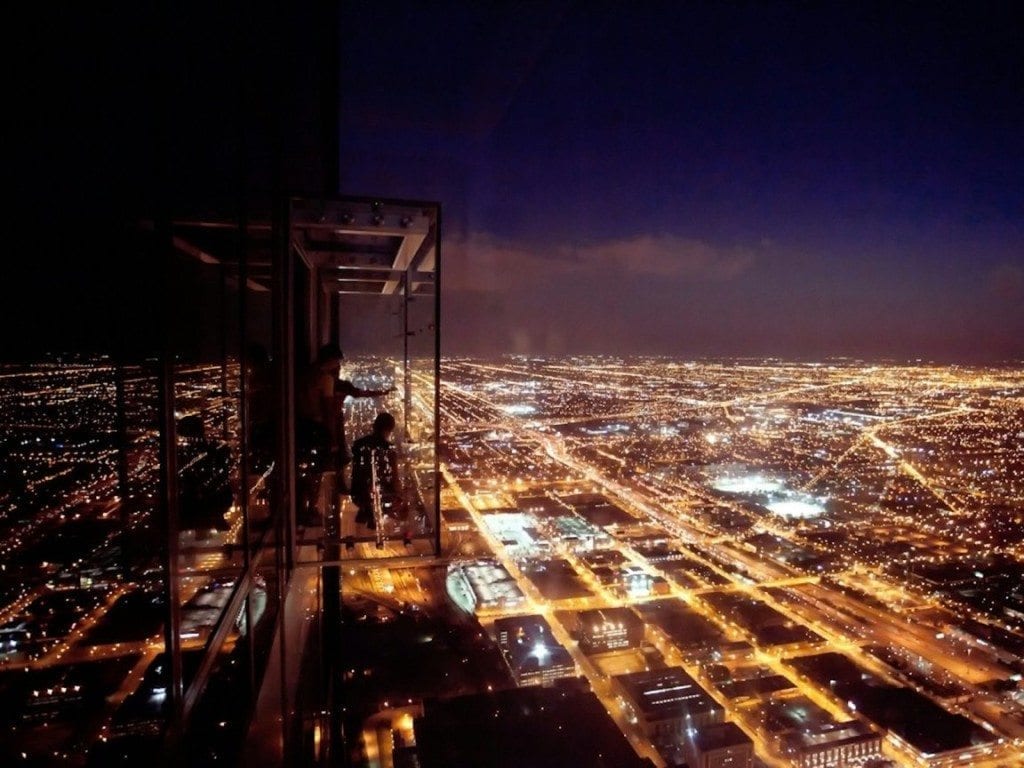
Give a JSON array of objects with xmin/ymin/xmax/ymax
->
[
  {"xmin": 431, "ymin": 374, "xmax": 1022, "ymax": 766},
  {"xmin": 439, "ymin": 382, "xmax": 842, "ymax": 765},
  {"xmin": 866, "ymin": 431, "xmax": 968, "ymax": 518},
  {"xmin": 801, "ymin": 406, "xmax": 972, "ymax": 497},
  {"xmin": 442, "ymin": 450, "xmax": 825, "ymax": 767},
  {"xmin": 1, "ymin": 584, "xmax": 134, "ymax": 670},
  {"xmin": 441, "ymin": 463, "xmax": 666, "ymax": 766}
]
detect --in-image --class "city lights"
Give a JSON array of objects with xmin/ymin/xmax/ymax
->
[{"xmin": 2, "ymin": 355, "xmax": 1022, "ymax": 766}]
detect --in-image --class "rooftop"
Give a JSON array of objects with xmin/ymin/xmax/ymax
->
[
  {"xmin": 413, "ymin": 683, "xmax": 653, "ymax": 768},
  {"xmin": 693, "ymin": 721, "xmax": 753, "ymax": 752},
  {"xmin": 615, "ymin": 667, "xmax": 721, "ymax": 721}
]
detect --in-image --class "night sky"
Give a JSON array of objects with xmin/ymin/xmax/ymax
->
[
  {"xmin": 338, "ymin": 1, "xmax": 1023, "ymax": 361},
  {"xmin": 4, "ymin": 3, "xmax": 1021, "ymax": 362}
]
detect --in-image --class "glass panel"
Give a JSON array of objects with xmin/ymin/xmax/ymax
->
[
  {"xmin": 167, "ymin": 244, "xmax": 246, "ymax": 694},
  {"xmin": 404, "ymin": 261, "xmax": 439, "ymax": 551},
  {"xmin": 241, "ymin": 246, "xmax": 276, "ymax": 557},
  {"xmin": 235, "ymin": 222, "xmax": 282, "ymax": 707},
  {"xmin": 178, "ymin": 602, "xmax": 252, "ymax": 766},
  {"xmin": 165, "ymin": 217, "xmax": 285, "ymax": 734}
]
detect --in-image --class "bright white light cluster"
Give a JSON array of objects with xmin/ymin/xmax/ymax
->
[
  {"xmin": 766, "ymin": 499, "xmax": 825, "ymax": 519},
  {"xmin": 503, "ymin": 403, "xmax": 537, "ymax": 415},
  {"xmin": 712, "ymin": 474, "xmax": 783, "ymax": 494}
]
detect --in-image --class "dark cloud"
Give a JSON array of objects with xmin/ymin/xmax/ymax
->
[{"xmin": 444, "ymin": 232, "xmax": 755, "ymax": 292}]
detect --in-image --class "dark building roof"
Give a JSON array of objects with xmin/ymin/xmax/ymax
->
[
  {"xmin": 635, "ymin": 599, "xmax": 724, "ymax": 649},
  {"xmin": 615, "ymin": 668, "xmax": 721, "ymax": 721},
  {"xmin": 786, "ymin": 653, "xmax": 996, "ymax": 756},
  {"xmin": 717, "ymin": 674, "xmax": 796, "ymax": 699},
  {"xmin": 693, "ymin": 722, "xmax": 753, "ymax": 752},
  {"xmin": 413, "ymin": 683, "xmax": 653, "ymax": 768},
  {"xmin": 492, "ymin": 615, "xmax": 574, "ymax": 677},
  {"xmin": 577, "ymin": 606, "xmax": 645, "ymax": 634},
  {"xmin": 781, "ymin": 720, "xmax": 878, "ymax": 752}
]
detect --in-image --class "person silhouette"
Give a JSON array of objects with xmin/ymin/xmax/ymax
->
[
  {"xmin": 295, "ymin": 344, "xmax": 392, "ymax": 520},
  {"xmin": 349, "ymin": 412, "xmax": 401, "ymax": 530}
]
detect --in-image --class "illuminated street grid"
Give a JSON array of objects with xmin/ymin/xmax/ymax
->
[
  {"xmin": 2, "ymin": 358, "xmax": 1023, "ymax": 766},
  {"xmin": 0, "ymin": 356, "xmax": 430, "ymax": 764},
  {"xmin": 0, "ymin": 362, "xmax": 263, "ymax": 761},
  {"xmin": 431, "ymin": 358, "xmax": 1024, "ymax": 767}
]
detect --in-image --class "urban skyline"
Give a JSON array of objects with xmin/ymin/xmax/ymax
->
[
  {"xmin": 2, "ymin": 2, "xmax": 1023, "ymax": 765},
  {"xmin": 2, "ymin": 353, "xmax": 1023, "ymax": 765}
]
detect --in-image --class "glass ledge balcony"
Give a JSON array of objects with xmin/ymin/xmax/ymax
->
[{"xmin": 118, "ymin": 195, "xmax": 442, "ymax": 764}]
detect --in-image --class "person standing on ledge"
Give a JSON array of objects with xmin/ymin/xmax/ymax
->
[
  {"xmin": 350, "ymin": 412, "xmax": 402, "ymax": 530},
  {"xmin": 296, "ymin": 344, "xmax": 393, "ymax": 518}
]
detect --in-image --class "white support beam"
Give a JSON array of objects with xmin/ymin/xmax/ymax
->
[
  {"xmin": 382, "ymin": 231, "xmax": 428, "ymax": 294},
  {"xmin": 172, "ymin": 235, "xmax": 219, "ymax": 264}
]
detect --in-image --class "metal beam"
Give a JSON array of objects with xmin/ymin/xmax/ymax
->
[
  {"xmin": 320, "ymin": 268, "xmax": 434, "ymax": 283},
  {"xmin": 300, "ymin": 238, "xmax": 398, "ymax": 256},
  {"xmin": 312, "ymin": 252, "xmax": 398, "ymax": 270},
  {"xmin": 174, "ymin": 235, "xmax": 270, "ymax": 291},
  {"xmin": 171, "ymin": 219, "xmax": 272, "ymax": 233},
  {"xmin": 291, "ymin": 238, "xmax": 315, "ymax": 271},
  {"xmin": 383, "ymin": 231, "xmax": 428, "ymax": 294},
  {"xmin": 292, "ymin": 215, "xmax": 431, "ymax": 239},
  {"xmin": 173, "ymin": 235, "xmax": 219, "ymax": 264}
]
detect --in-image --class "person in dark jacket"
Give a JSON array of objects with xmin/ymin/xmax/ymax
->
[
  {"xmin": 350, "ymin": 412, "xmax": 401, "ymax": 529},
  {"xmin": 295, "ymin": 344, "xmax": 392, "ymax": 520},
  {"xmin": 296, "ymin": 343, "xmax": 393, "ymax": 472}
]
